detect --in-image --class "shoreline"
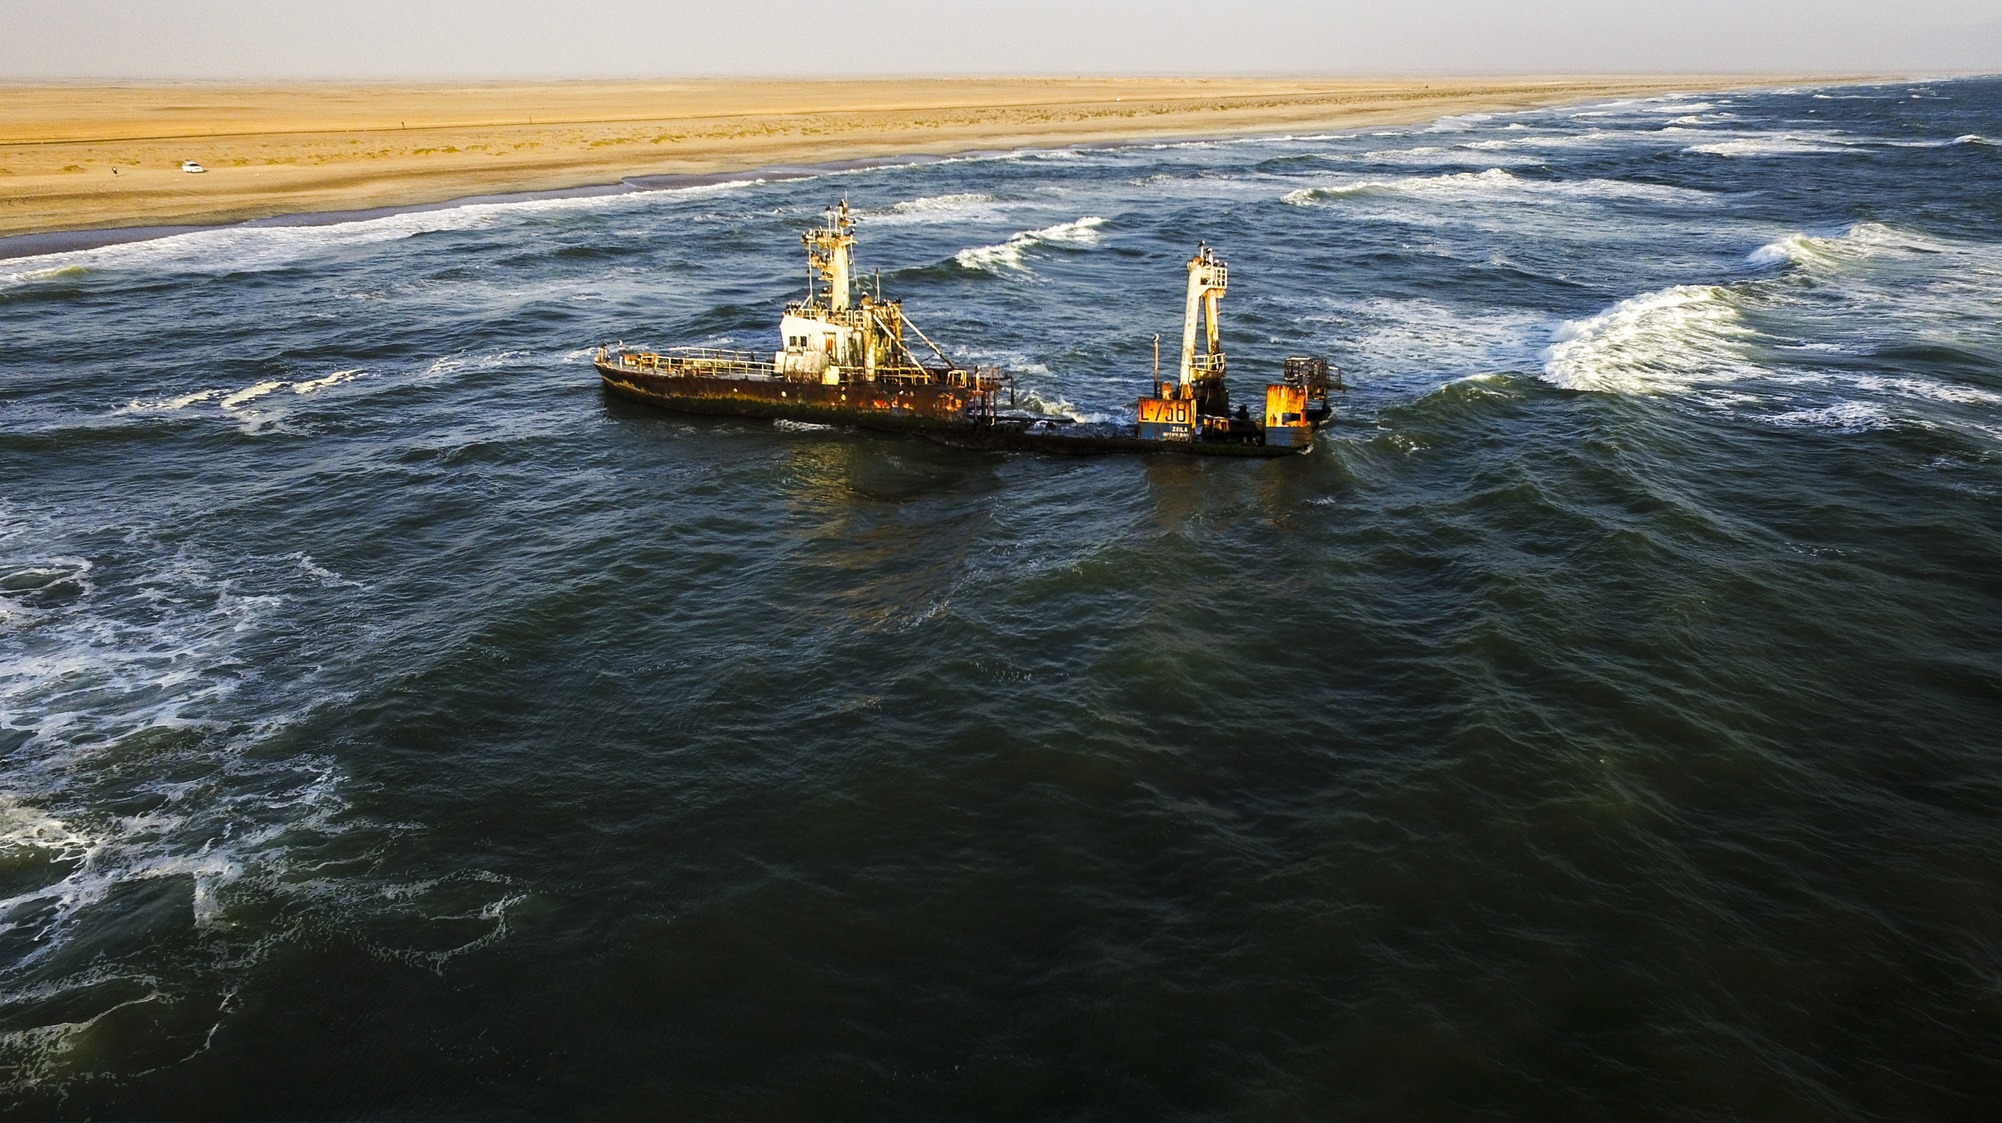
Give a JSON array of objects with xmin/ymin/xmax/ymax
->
[
  {"xmin": 0, "ymin": 151, "xmax": 1017, "ymax": 261},
  {"xmin": 0, "ymin": 76, "xmax": 1891, "ymax": 258}
]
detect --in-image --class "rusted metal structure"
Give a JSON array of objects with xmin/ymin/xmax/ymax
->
[{"xmin": 595, "ymin": 201, "xmax": 1338, "ymax": 455}]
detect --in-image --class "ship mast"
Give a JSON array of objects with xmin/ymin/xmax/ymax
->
[{"xmin": 802, "ymin": 199, "xmax": 856, "ymax": 311}]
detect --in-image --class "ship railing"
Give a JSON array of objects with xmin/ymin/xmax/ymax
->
[
  {"xmin": 1282, "ymin": 355, "xmax": 1340, "ymax": 395},
  {"xmin": 867, "ymin": 365, "xmax": 1014, "ymax": 395},
  {"xmin": 608, "ymin": 347, "xmax": 778, "ymax": 379},
  {"xmin": 1188, "ymin": 352, "xmax": 1227, "ymax": 376},
  {"xmin": 870, "ymin": 363, "xmax": 964, "ymax": 386}
]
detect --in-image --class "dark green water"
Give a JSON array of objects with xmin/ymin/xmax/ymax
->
[{"xmin": 2, "ymin": 79, "xmax": 1997, "ymax": 1119}]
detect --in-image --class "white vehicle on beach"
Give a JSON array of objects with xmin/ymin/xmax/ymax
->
[{"xmin": 181, "ymin": 161, "xmax": 206, "ymax": 173}]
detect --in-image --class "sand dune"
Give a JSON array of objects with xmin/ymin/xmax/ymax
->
[{"xmin": 0, "ymin": 77, "xmax": 1832, "ymax": 237}]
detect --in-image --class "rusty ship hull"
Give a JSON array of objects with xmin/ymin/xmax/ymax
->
[{"xmin": 595, "ymin": 359, "xmax": 1310, "ymax": 457}]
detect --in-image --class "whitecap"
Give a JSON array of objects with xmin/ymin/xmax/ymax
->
[
  {"xmin": 0, "ymin": 178, "xmax": 770, "ymax": 288},
  {"xmin": 1541, "ymin": 285, "xmax": 1760, "ymax": 393},
  {"xmin": 865, "ymin": 193, "xmax": 1001, "ymax": 227},
  {"xmin": 953, "ymin": 216, "xmax": 1106, "ymax": 273},
  {"xmin": 1749, "ymin": 222, "xmax": 1950, "ymax": 269},
  {"xmin": 891, "ymin": 192, "xmax": 989, "ymax": 213},
  {"xmin": 290, "ymin": 553, "xmax": 364, "ymax": 588},
  {"xmin": 1282, "ymin": 168, "xmax": 1707, "ymax": 207},
  {"xmin": 121, "ymin": 389, "xmax": 220, "ymax": 413},
  {"xmin": 422, "ymin": 349, "xmax": 537, "ymax": 377},
  {"xmin": 1013, "ymin": 389, "xmax": 1106, "ymax": 424},
  {"xmin": 0, "ymin": 263, "xmax": 89, "ymax": 286},
  {"xmin": 1685, "ymin": 133, "xmax": 1857, "ymax": 157},
  {"xmin": 1299, "ymin": 297, "xmax": 1546, "ymax": 382},
  {"xmin": 218, "ymin": 380, "xmax": 287, "ymax": 409},
  {"xmin": 1764, "ymin": 401, "xmax": 1894, "ymax": 433},
  {"xmin": 290, "ymin": 369, "xmax": 364, "ymax": 394}
]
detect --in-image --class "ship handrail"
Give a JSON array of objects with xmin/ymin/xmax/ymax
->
[{"xmin": 602, "ymin": 346, "xmax": 779, "ymax": 379}]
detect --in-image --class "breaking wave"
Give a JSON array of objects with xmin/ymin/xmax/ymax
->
[
  {"xmin": 864, "ymin": 193, "xmax": 1002, "ymax": 228},
  {"xmin": 953, "ymin": 216, "xmax": 1106, "ymax": 273},
  {"xmin": 290, "ymin": 369, "xmax": 365, "ymax": 394},
  {"xmin": 1748, "ymin": 221, "xmax": 1950, "ymax": 269},
  {"xmin": 1013, "ymin": 389, "xmax": 1106, "ymax": 424},
  {"xmin": 218, "ymin": 380, "xmax": 286, "ymax": 409},
  {"xmin": 0, "ymin": 178, "xmax": 770, "ymax": 287},
  {"xmin": 1541, "ymin": 284, "xmax": 1760, "ymax": 393},
  {"xmin": 1684, "ymin": 132, "xmax": 1859, "ymax": 157},
  {"xmin": 1282, "ymin": 168, "xmax": 1707, "ymax": 207},
  {"xmin": 890, "ymin": 192, "xmax": 991, "ymax": 214}
]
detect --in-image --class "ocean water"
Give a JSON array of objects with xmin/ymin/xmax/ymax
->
[{"xmin": 0, "ymin": 78, "xmax": 1997, "ymax": 1119}]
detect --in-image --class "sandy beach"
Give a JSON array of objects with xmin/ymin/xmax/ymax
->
[{"xmin": 1, "ymin": 76, "xmax": 1826, "ymax": 238}]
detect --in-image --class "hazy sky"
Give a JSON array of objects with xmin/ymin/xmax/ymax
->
[{"xmin": 2, "ymin": 0, "xmax": 1997, "ymax": 79}]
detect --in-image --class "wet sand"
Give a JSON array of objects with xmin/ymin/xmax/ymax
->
[{"xmin": 1, "ymin": 77, "xmax": 1834, "ymax": 237}]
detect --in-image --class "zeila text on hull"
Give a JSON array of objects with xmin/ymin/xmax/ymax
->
[{"xmin": 594, "ymin": 201, "xmax": 1341, "ymax": 455}]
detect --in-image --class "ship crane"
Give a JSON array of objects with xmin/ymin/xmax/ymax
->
[{"xmin": 1178, "ymin": 242, "xmax": 1228, "ymax": 389}]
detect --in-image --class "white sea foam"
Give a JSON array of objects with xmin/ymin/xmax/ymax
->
[
  {"xmin": 290, "ymin": 552, "xmax": 364, "ymax": 588},
  {"xmin": 1343, "ymin": 143, "xmax": 1550, "ymax": 168},
  {"xmin": 953, "ymin": 216, "xmax": 1106, "ymax": 273},
  {"xmin": 1685, "ymin": 132, "xmax": 1858, "ymax": 156},
  {"xmin": 1013, "ymin": 389, "xmax": 1105, "ymax": 424},
  {"xmin": 1952, "ymin": 134, "xmax": 1991, "ymax": 145},
  {"xmin": 1459, "ymin": 130, "xmax": 1633, "ymax": 152},
  {"xmin": 773, "ymin": 418, "xmax": 835, "ymax": 433},
  {"xmin": 1764, "ymin": 400, "xmax": 1894, "ymax": 433},
  {"xmin": 290, "ymin": 368, "xmax": 364, "ymax": 394},
  {"xmin": 1300, "ymin": 297, "xmax": 1546, "ymax": 383},
  {"xmin": 1749, "ymin": 222, "xmax": 1951, "ymax": 269},
  {"xmin": 1541, "ymin": 285, "xmax": 1759, "ymax": 393},
  {"xmin": 1422, "ymin": 112, "xmax": 1496, "ymax": 133},
  {"xmin": 218, "ymin": 380, "xmax": 287, "ymax": 409},
  {"xmin": 0, "ymin": 263, "xmax": 89, "ymax": 286},
  {"xmin": 114, "ymin": 365, "xmax": 379, "ymax": 428},
  {"xmin": 1853, "ymin": 375, "xmax": 2002, "ymax": 406},
  {"xmin": 866, "ymin": 193, "xmax": 1001, "ymax": 227},
  {"xmin": 0, "ymin": 178, "xmax": 768, "ymax": 288},
  {"xmin": 121, "ymin": 388, "xmax": 220, "ymax": 413},
  {"xmin": 422, "ymin": 348, "xmax": 538, "ymax": 378},
  {"xmin": 0, "ymin": 541, "xmax": 319, "ymax": 971},
  {"xmin": 0, "ymin": 507, "xmax": 520, "ymax": 1092},
  {"xmin": 890, "ymin": 192, "xmax": 989, "ymax": 213},
  {"xmin": 1282, "ymin": 167, "xmax": 1707, "ymax": 207}
]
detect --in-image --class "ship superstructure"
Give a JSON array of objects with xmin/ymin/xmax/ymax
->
[
  {"xmin": 594, "ymin": 201, "xmax": 1336, "ymax": 455},
  {"xmin": 776, "ymin": 202, "xmax": 971, "ymax": 387}
]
